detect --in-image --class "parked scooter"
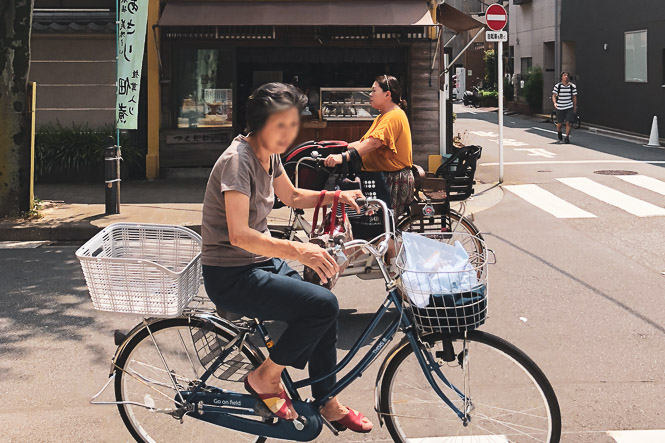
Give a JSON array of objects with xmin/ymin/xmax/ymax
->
[{"xmin": 463, "ymin": 86, "xmax": 481, "ymax": 108}]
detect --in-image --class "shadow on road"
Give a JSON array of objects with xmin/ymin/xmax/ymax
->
[
  {"xmin": 0, "ymin": 247, "xmax": 114, "ymax": 378},
  {"xmin": 456, "ymin": 110, "xmax": 665, "ymax": 166},
  {"xmin": 485, "ymin": 232, "xmax": 665, "ymax": 336}
]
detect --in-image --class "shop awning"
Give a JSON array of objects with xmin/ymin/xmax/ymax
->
[
  {"xmin": 437, "ymin": 3, "xmax": 484, "ymax": 33},
  {"xmin": 159, "ymin": 0, "xmax": 435, "ymax": 27}
]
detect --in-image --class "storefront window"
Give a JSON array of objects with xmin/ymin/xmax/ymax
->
[{"xmin": 175, "ymin": 49, "xmax": 233, "ymax": 128}]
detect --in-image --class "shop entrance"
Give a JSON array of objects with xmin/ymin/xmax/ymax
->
[{"xmin": 236, "ymin": 46, "xmax": 408, "ymax": 140}]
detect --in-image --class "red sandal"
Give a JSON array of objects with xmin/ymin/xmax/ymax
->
[
  {"xmin": 244, "ymin": 378, "xmax": 295, "ymax": 421},
  {"xmin": 330, "ymin": 408, "xmax": 373, "ymax": 433}
]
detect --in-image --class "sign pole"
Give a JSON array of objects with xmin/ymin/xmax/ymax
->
[
  {"xmin": 486, "ymin": 3, "xmax": 507, "ymax": 184},
  {"xmin": 498, "ymin": 39, "xmax": 504, "ymax": 183}
]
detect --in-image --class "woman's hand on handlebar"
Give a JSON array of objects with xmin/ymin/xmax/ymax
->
[
  {"xmin": 339, "ymin": 190, "xmax": 364, "ymax": 213},
  {"xmin": 323, "ymin": 154, "xmax": 343, "ymax": 168},
  {"xmin": 294, "ymin": 242, "xmax": 339, "ymax": 284}
]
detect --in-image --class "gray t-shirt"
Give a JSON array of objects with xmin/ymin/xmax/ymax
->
[{"xmin": 201, "ymin": 135, "xmax": 284, "ymax": 267}]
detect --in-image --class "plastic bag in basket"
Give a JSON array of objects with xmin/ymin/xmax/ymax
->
[{"xmin": 400, "ymin": 232, "xmax": 479, "ymax": 308}]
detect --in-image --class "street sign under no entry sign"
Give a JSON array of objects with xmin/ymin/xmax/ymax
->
[
  {"xmin": 486, "ymin": 30, "xmax": 507, "ymax": 42},
  {"xmin": 486, "ymin": 3, "xmax": 508, "ymax": 31}
]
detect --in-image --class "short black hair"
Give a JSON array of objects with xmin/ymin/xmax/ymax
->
[
  {"xmin": 245, "ymin": 83, "xmax": 308, "ymax": 134},
  {"xmin": 560, "ymin": 71, "xmax": 570, "ymax": 79}
]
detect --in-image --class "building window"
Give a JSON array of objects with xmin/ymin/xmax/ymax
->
[
  {"xmin": 175, "ymin": 48, "xmax": 234, "ymax": 129},
  {"xmin": 520, "ymin": 57, "xmax": 532, "ymax": 74},
  {"xmin": 625, "ymin": 30, "xmax": 647, "ymax": 83}
]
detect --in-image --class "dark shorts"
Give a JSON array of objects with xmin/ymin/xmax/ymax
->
[{"xmin": 556, "ymin": 108, "xmax": 575, "ymax": 124}]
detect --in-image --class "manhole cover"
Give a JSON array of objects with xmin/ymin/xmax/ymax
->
[{"xmin": 593, "ymin": 170, "xmax": 638, "ymax": 176}]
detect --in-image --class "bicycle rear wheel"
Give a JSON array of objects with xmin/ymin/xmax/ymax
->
[
  {"xmin": 114, "ymin": 317, "xmax": 267, "ymax": 443},
  {"xmin": 380, "ymin": 331, "xmax": 561, "ymax": 443}
]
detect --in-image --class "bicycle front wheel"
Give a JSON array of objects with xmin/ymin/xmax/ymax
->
[
  {"xmin": 380, "ymin": 331, "xmax": 561, "ymax": 443},
  {"xmin": 114, "ymin": 317, "xmax": 267, "ymax": 443}
]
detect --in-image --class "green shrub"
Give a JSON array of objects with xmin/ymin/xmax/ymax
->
[
  {"xmin": 523, "ymin": 67, "xmax": 544, "ymax": 113},
  {"xmin": 35, "ymin": 122, "xmax": 145, "ymax": 180},
  {"xmin": 483, "ymin": 49, "xmax": 497, "ymax": 90}
]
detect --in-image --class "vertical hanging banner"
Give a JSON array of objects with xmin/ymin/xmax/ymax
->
[{"xmin": 116, "ymin": 0, "xmax": 149, "ymax": 129}]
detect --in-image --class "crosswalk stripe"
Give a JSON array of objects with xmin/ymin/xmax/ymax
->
[
  {"xmin": 504, "ymin": 184, "xmax": 597, "ymax": 218},
  {"xmin": 607, "ymin": 429, "xmax": 665, "ymax": 442},
  {"xmin": 557, "ymin": 177, "xmax": 665, "ymax": 217},
  {"xmin": 616, "ymin": 174, "xmax": 665, "ymax": 197},
  {"xmin": 407, "ymin": 437, "xmax": 509, "ymax": 442}
]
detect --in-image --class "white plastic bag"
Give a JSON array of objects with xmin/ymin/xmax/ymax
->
[{"xmin": 400, "ymin": 232, "xmax": 478, "ymax": 308}]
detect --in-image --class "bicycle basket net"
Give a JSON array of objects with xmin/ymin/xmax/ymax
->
[
  {"xmin": 189, "ymin": 322, "xmax": 253, "ymax": 382},
  {"xmin": 397, "ymin": 232, "xmax": 488, "ymax": 333}
]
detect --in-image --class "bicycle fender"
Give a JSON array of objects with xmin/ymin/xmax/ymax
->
[{"xmin": 373, "ymin": 335, "xmax": 411, "ymax": 427}]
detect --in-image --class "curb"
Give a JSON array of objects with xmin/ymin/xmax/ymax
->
[{"xmin": 0, "ymin": 223, "xmax": 202, "ymax": 242}]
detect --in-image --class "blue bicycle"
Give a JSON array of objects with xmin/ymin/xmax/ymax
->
[{"xmin": 91, "ymin": 200, "xmax": 561, "ymax": 442}]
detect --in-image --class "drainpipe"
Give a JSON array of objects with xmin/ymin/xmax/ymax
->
[{"xmin": 555, "ymin": 0, "xmax": 561, "ymax": 75}]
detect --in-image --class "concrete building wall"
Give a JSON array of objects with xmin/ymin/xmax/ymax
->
[
  {"xmin": 561, "ymin": 0, "xmax": 665, "ymax": 135},
  {"xmin": 509, "ymin": 0, "xmax": 559, "ymax": 112}
]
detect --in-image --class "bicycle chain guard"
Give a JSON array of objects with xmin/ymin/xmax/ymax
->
[{"xmin": 185, "ymin": 389, "xmax": 322, "ymax": 441}]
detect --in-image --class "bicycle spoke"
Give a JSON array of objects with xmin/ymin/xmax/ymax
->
[
  {"xmin": 382, "ymin": 333, "xmax": 558, "ymax": 442},
  {"xmin": 115, "ymin": 320, "xmax": 266, "ymax": 442}
]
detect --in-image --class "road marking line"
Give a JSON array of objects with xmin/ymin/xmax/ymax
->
[
  {"xmin": 607, "ymin": 429, "xmax": 665, "ymax": 442},
  {"xmin": 504, "ymin": 184, "xmax": 596, "ymax": 218},
  {"xmin": 471, "ymin": 131, "xmax": 497, "ymax": 137},
  {"xmin": 616, "ymin": 174, "xmax": 665, "ymax": 196},
  {"xmin": 490, "ymin": 138, "xmax": 529, "ymax": 146},
  {"xmin": 557, "ymin": 177, "xmax": 665, "ymax": 217},
  {"xmin": 515, "ymin": 148, "xmax": 557, "ymax": 158},
  {"xmin": 407, "ymin": 436, "xmax": 509, "ymax": 442},
  {"xmin": 532, "ymin": 126, "xmax": 559, "ymax": 134},
  {"xmin": 480, "ymin": 160, "xmax": 665, "ymax": 166}
]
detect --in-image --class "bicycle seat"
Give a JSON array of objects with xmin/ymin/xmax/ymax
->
[{"xmin": 215, "ymin": 307, "xmax": 244, "ymax": 322}]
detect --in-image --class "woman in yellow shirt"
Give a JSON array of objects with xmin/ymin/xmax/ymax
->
[{"xmin": 324, "ymin": 75, "xmax": 414, "ymax": 217}]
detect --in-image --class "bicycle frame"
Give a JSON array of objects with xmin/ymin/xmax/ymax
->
[
  {"xmin": 105, "ymin": 199, "xmax": 472, "ymax": 441},
  {"xmin": 176, "ymin": 286, "xmax": 469, "ymax": 441}
]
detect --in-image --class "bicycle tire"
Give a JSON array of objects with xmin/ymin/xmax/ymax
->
[
  {"xmin": 380, "ymin": 330, "xmax": 561, "ymax": 443},
  {"xmin": 398, "ymin": 209, "xmax": 484, "ymax": 257},
  {"xmin": 114, "ymin": 317, "xmax": 267, "ymax": 443}
]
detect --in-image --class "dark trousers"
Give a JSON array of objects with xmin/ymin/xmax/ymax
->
[{"xmin": 202, "ymin": 258, "xmax": 339, "ymax": 399}]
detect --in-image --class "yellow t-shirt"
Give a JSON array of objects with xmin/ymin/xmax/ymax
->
[{"xmin": 360, "ymin": 108, "xmax": 413, "ymax": 172}]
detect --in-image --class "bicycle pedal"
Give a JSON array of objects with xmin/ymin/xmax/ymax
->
[{"xmin": 252, "ymin": 400, "xmax": 274, "ymax": 418}]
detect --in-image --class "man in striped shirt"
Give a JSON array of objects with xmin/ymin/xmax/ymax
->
[{"xmin": 552, "ymin": 71, "xmax": 577, "ymax": 143}]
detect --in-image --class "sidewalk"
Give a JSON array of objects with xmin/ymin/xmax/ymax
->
[{"xmin": 0, "ymin": 179, "xmax": 502, "ymax": 241}]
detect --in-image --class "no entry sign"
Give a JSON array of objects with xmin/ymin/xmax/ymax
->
[{"xmin": 486, "ymin": 3, "xmax": 508, "ymax": 31}]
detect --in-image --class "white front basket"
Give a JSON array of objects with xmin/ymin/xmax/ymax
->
[{"xmin": 76, "ymin": 223, "xmax": 202, "ymax": 317}]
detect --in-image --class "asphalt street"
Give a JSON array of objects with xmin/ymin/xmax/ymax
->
[{"xmin": 1, "ymin": 106, "xmax": 664, "ymax": 442}]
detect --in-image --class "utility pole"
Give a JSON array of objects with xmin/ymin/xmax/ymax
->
[{"xmin": 0, "ymin": 1, "xmax": 35, "ymax": 216}]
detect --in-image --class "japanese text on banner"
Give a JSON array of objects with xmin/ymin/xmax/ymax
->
[{"xmin": 116, "ymin": 0, "xmax": 148, "ymax": 129}]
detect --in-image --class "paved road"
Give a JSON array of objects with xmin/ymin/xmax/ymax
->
[{"xmin": 1, "ymin": 107, "xmax": 664, "ymax": 442}]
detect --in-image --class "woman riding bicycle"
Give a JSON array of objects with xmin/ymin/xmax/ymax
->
[
  {"xmin": 201, "ymin": 82, "xmax": 373, "ymax": 433},
  {"xmin": 324, "ymin": 75, "xmax": 415, "ymax": 237}
]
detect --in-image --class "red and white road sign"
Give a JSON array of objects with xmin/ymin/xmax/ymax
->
[{"xmin": 486, "ymin": 4, "xmax": 508, "ymax": 31}]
